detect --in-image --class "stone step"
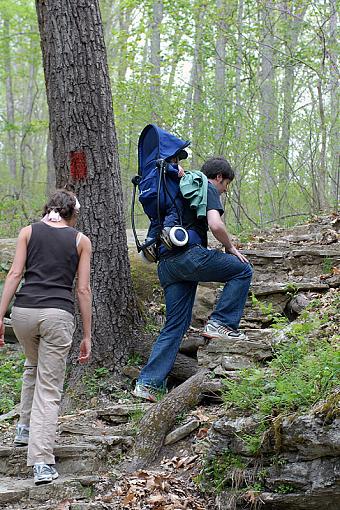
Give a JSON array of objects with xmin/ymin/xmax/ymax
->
[
  {"xmin": 0, "ymin": 474, "xmax": 101, "ymax": 508},
  {"xmin": 0, "ymin": 436, "xmax": 128, "ymax": 478},
  {"xmin": 197, "ymin": 328, "xmax": 274, "ymax": 372}
]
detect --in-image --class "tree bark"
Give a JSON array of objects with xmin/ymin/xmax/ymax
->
[
  {"xmin": 125, "ymin": 369, "xmax": 208, "ymax": 471},
  {"xmin": 233, "ymin": 0, "xmax": 244, "ymax": 228},
  {"xmin": 150, "ymin": 0, "xmax": 163, "ymax": 122},
  {"xmin": 3, "ymin": 19, "xmax": 17, "ymax": 181},
  {"xmin": 190, "ymin": 3, "xmax": 206, "ymax": 169},
  {"xmin": 258, "ymin": 0, "xmax": 278, "ymax": 223},
  {"xmin": 35, "ymin": 0, "xmax": 141, "ymax": 370},
  {"xmin": 280, "ymin": 2, "xmax": 307, "ymax": 181},
  {"xmin": 328, "ymin": 0, "xmax": 339, "ymax": 210}
]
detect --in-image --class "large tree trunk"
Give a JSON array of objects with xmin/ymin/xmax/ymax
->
[{"xmin": 35, "ymin": 0, "xmax": 141, "ymax": 370}]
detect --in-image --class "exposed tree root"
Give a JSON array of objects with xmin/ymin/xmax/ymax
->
[{"xmin": 124, "ymin": 369, "xmax": 209, "ymax": 471}]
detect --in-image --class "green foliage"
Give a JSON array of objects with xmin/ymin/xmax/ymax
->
[
  {"xmin": 275, "ymin": 483, "xmax": 296, "ymax": 494},
  {"xmin": 196, "ymin": 451, "xmax": 246, "ymax": 493},
  {"xmin": 322, "ymin": 257, "xmax": 334, "ymax": 274},
  {"xmin": 82, "ymin": 367, "xmax": 110, "ymax": 398},
  {"xmin": 251, "ymin": 293, "xmax": 289, "ymax": 327},
  {"xmin": 127, "ymin": 352, "xmax": 143, "ymax": 366},
  {"xmin": 0, "ymin": 349, "xmax": 25, "ymax": 414},
  {"xmin": 128, "ymin": 407, "xmax": 145, "ymax": 429},
  {"xmin": 222, "ymin": 292, "xmax": 340, "ymax": 455}
]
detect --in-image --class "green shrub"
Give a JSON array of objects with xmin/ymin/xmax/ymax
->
[
  {"xmin": 0, "ymin": 350, "xmax": 25, "ymax": 414},
  {"xmin": 222, "ymin": 291, "xmax": 340, "ymax": 454}
]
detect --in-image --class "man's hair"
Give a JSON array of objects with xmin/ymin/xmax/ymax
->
[{"xmin": 201, "ymin": 157, "xmax": 234, "ymax": 181}]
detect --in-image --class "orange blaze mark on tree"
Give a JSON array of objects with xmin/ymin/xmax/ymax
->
[{"xmin": 70, "ymin": 151, "xmax": 87, "ymax": 180}]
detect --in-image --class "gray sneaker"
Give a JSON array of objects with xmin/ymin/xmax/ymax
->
[
  {"xmin": 33, "ymin": 463, "xmax": 59, "ymax": 485},
  {"xmin": 203, "ymin": 321, "xmax": 247, "ymax": 341},
  {"xmin": 14, "ymin": 424, "xmax": 29, "ymax": 446}
]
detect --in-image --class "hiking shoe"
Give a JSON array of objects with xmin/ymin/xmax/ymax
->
[
  {"xmin": 203, "ymin": 321, "xmax": 247, "ymax": 341},
  {"xmin": 14, "ymin": 424, "xmax": 29, "ymax": 446},
  {"xmin": 132, "ymin": 383, "xmax": 159, "ymax": 403},
  {"xmin": 33, "ymin": 463, "xmax": 59, "ymax": 485}
]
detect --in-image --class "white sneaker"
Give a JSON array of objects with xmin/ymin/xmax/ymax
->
[
  {"xmin": 203, "ymin": 321, "xmax": 247, "ymax": 341},
  {"xmin": 33, "ymin": 463, "xmax": 59, "ymax": 485},
  {"xmin": 132, "ymin": 383, "xmax": 158, "ymax": 403},
  {"xmin": 14, "ymin": 424, "xmax": 29, "ymax": 446}
]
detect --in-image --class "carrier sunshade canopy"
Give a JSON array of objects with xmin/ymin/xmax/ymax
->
[{"xmin": 138, "ymin": 124, "xmax": 190, "ymax": 175}]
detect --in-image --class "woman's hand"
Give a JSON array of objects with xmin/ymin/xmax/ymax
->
[
  {"xmin": 0, "ymin": 318, "xmax": 5, "ymax": 347},
  {"xmin": 78, "ymin": 337, "xmax": 91, "ymax": 364}
]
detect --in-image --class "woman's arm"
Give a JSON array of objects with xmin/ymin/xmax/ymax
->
[
  {"xmin": 0, "ymin": 226, "xmax": 30, "ymax": 346},
  {"xmin": 76, "ymin": 235, "xmax": 92, "ymax": 363}
]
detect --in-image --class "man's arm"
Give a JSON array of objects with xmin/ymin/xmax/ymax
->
[{"xmin": 207, "ymin": 209, "xmax": 249, "ymax": 263}]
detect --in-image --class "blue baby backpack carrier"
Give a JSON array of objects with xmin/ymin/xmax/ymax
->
[{"xmin": 131, "ymin": 124, "xmax": 190, "ymax": 262}]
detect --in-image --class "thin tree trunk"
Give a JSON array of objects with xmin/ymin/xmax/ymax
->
[
  {"xmin": 258, "ymin": 0, "xmax": 278, "ymax": 222},
  {"xmin": 35, "ymin": 0, "xmax": 141, "ymax": 371},
  {"xmin": 233, "ymin": 0, "xmax": 244, "ymax": 229},
  {"xmin": 317, "ymin": 78, "xmax": 328, "ymax": 211},
  {"xmin": 215, "ymin": 0, "xmax": 227, "ymax": 153},
  {"xmin": 150, "ymin": 0, "xmax": 163, "ymax": 122},
  {"xmin": 280, "ymin": 2, "xmax": 307, "ymax": 180},
  {"xmin": 191, "ymin": 3, "xmax": 205, "ymax": 169},
  {"xmin": 4, "ymin": 19, "xmax": 17, "ymax": 180},
  {"xmin": 329, "ymin": 0, "xmax": 339, "ymax": 210}
]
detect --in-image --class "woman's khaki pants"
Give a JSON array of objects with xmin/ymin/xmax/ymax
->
[{"xmin": 11, "ymin": 307, "xmax": 74, "ymax": 466}]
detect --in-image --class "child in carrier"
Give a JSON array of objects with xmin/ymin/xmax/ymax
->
[
  {"xmin": 133, "ymin": 124, "xmax": 190, "ymax": 262},
  {"xmin": 145, "ymin": 155, "xmax": 186, "ymax": 250}
]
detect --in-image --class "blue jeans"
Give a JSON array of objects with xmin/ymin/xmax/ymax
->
[{"xmin": 138, "ymin": 245, "xmax": 253, "ymax": 389}]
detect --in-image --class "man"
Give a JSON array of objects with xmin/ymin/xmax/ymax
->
[{"xmin": 134, "ymin": 157, "xmax": 253, "ymax": 402}]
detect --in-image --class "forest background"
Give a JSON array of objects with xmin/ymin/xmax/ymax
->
[{"xmin": 0, "ymin": 0, "xmax": 338, "ymax": 238}]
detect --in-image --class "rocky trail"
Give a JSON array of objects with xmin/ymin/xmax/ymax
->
[{"xmin": 0, "ymin": 215, "xmax": 339, "ymax": 509}]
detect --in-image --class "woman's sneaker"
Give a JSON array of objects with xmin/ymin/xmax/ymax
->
[
  {"xmin": 33, "ymin": 463, "xmax": 59, "ymax": 485},
  {"xmin": 203, "ymin": 320, "xmax": 247, "ymax": 341},
  {"xmin": 14, "ymin": 424, "xmax": 29, "ymax": 446}
]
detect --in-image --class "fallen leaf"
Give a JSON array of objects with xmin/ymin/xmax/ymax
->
[
  {"xmin": 123, "ymin": 492, "xmax": 136, "ymax": 505},
  {"xmin": 196, "ymin": 427, "xmax": 209, "ymax": 438},
  {"xmin": 56, "ymin": 501, "xmax": 71, "ymax": 510}
]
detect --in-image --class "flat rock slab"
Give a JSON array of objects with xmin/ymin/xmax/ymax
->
[
  {"xmin": 0, "ymin": 439, "xmax": 123, "ymax": 477},
  {"xmin": 197, "ymin": 329, "xmax": 273, "ymax": 368},
  {"xmin": 0, "ymin": 475, "xmax": 100, "ymax": 507}
]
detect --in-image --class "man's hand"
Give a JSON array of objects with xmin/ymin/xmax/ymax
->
[
  {"xmin": 227, "ymin": 246, "xmax": 249, "ymax": 264},
  {"xmin": 78, "ymin": 337, "xmax": 91, "ymax": 364},
  {"xmin": 0, "ymin": 318, "xmax": 5, "ymax": 348}
]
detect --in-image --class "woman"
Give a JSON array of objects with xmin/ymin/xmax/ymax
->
[{"xmin": 0, "ymin": 189, "xmax": 92, "ymax": 485}]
